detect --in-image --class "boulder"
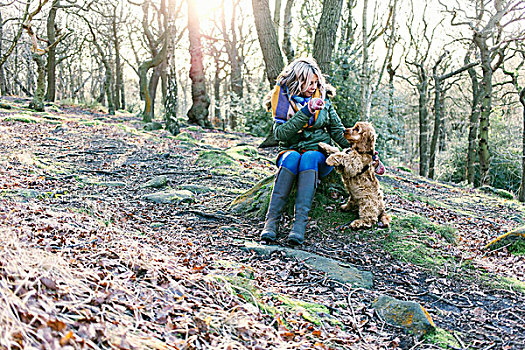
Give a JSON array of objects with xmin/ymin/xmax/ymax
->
[
  {"xmin": 229, "ymin": 175, "xmax": 274, "ymax": 218},
  {"xmin": 143, "ymin": 121, "xmax": 163, "ymax": 131},
  {"xmin": 373, "ymin": 295, "xmax": 435, "ymax": 337},
  {"xmin": 142, "ymin": 189, "xmax": 194, "ymax": 204},
  {"xmin": 142, "ymin": 175, "xmax": 168, "ymax": 188}
]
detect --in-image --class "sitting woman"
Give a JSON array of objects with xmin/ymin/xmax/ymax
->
[{"xmin": 260, "ymin": 57, "xmax": 351, "ymax": 245}]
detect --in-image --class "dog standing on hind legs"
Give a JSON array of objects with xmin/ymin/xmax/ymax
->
[{"xmin": 319, "ymin": 122, "xmax": 391, "ymax": 230}]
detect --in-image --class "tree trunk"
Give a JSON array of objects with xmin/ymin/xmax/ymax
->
[
  {"xmin": 466, "ymin": 59, "xmax": 480, "ymax": 185},
  {"xmin": 45, "ymin": 0, "xmax": 58, "ymax": 102},
  {"xmin": 29, "ymin": 54, "xmax": 46, "ymax": 111},
  {"xmin": 282, "ymin": 0, "xmax": 294, "ymax": 63},
  {"xmin": 0, "ymin": 11, "xmax": 7, "ymax": 95},
  {"xmin": 418, "ymin": 65, "xmax": 429, "ymax": 177},
  {"xmin": 519, "ymin": 87, "xmax": 525, "ymax": 202},
  {"xmin": 475, "ymin": 33, "xmax": 492, "ymax": 185},
  {"xmin": 164, "ymin": 65, "xmax": 179, "ymax": 135},
  {"xmin": 187, "ymin": 0, "xmax": 211, "ymax": 127},
  {"xmin": 359, "ymin": 0, "xmax": 369, "ymax": 120},
  {"xmin": 312, "ymin": 0, "xmax": 344, "ymax": 75},
  {"xmin": 112, "ymin": 4, "xmax": 122, "ymax": 110},
  {"xmin": 273, "ymin": 0, "xmax": 281, "ymax": 39},
  {"xmin": 252, "ymin": 0, "xmax": 284, "ymax": 86}
]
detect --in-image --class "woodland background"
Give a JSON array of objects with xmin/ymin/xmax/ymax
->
[{"xmin": 1, "ymin": 0, "xmax": 524, "ymax": 195}]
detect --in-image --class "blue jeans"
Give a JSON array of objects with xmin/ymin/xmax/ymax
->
[{"xmin": 277, "ymin": 150, "xmax": 333, "ymax": 177}]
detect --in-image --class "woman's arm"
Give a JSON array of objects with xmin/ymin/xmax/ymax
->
[
  {"xmin": 327, "ymin": 104, "xmax": 351, "ymax": 149},
  {"xmin": 273, "ymin": 107, "xmax": 311, "ymax": 141}
]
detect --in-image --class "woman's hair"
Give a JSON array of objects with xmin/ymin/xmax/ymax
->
[
  {"xmin": 264, "ymin": 57, "xmax": 334, "ymax": 111},
  {"xmin": 277, "ymin": 57, "xmax": 327, "ymax": 97}
]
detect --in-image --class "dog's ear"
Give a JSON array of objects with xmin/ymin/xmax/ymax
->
[
  {"xmin": 358, "ymin": 123, "xmax": 376, "ymax": 153},
  {"xmin": 326, "ymin": 153, "xmax": 344, "ymax": 166}
]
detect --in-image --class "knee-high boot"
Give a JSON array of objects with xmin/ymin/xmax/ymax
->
[
  {"xmin": 287, "ymin": 169, "xmax": 317, "ymax": 245},
  {"xmin": 260, "ymin": 167, "xmax": 296, "ymax": 242}
]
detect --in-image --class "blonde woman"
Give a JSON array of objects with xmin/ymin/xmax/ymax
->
[{"xmin": 260, "ymin": 57, "xmax": 351, "ymax": 245}]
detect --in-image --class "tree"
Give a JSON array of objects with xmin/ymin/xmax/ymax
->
[
  {"xmin": 312, "ymin": 0, "xmax": 344, "ymax": 75},
  {"xmin": 187, "ymin": 0, "xmax": 211, "ymax": 127},
  {"xmin": 441, "ymin": 0, "xmax": 525, "ymax": 184},
  {"xmin": 282, "ymin": 0, "xmax": 294, "ymax": 63},
  {"xmin": 251, "ymin": 0, "xmax": 284, "ymax": 86},
  {"xmin": 402, "ymin": 1, "xmax": 441, "ymax": 176},
  {"xmin": 428, "ymin": 51, "xmax": 478, "ymax": 179},
  {"xmin": 23, "ymin": 0, "xmax": 68, "ymax": 111}
]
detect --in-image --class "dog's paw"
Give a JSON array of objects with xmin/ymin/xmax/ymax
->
[
  {"xmin": 326, "ymin": 154, "xmax": 343, "ymax": 166},
  {"xmin": 349, "ymin": 219, "xmax": 372, "ymax": 230},
  {"xmin": 341, "ymin": 202, "xmax": 356, "ymax": 211},
  {"xmin": 318, "ymin": 142, "xmax": 338, "ymax": 155}
]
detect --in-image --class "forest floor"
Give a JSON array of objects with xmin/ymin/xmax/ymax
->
[{"xmin": 0, "ymin": 98, "xmax": 524, "ymax": 350}]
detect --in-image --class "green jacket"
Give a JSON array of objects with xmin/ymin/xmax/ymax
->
[{"xmin": 273, "ymin": 99, "xmax": 350, "ymax": 153}]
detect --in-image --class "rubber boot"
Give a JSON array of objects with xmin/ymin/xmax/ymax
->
[
  {"xmin": 287, "ymin": 169, "xmax": 318, "ymax": 245},
  {"xmin": 260, "ymin": 167, "xmax": 296, "ymax": 242}
]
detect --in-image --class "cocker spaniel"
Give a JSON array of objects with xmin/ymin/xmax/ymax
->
[{"xmin": 319, "ymin": 122, "xmax": 391, "ymax": 229}]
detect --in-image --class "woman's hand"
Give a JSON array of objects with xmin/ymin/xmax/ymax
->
[{"xmin": 308, "ymin": 98, "xmax": 325, "ymax": 113}]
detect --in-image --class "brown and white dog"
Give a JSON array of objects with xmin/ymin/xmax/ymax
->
[{"xmin": 319, "ymin": 122, "xmax": 391, "ymax": 229}]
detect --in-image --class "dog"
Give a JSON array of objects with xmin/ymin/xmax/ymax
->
[{"xmin": 319, "ymin": 122, "xmax": 391, "ymax": 229}]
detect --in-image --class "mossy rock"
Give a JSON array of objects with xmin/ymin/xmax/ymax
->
[
  {"xmin": 225, "ymin": 145, "xmax": 259, "ymax": 161},
  {"xmin": 3, "ymin": 115, "xmax": 39, "ymax": 123},
  {"xmin": 229, "ymin": 175, "xmax": 274, "ymax": 217},
  {"xmin": 177, "ymin": 184, "xmax": 214, "ymax": 194},
  {"xmin": 142, "ymin": 189, "xmax": 194, "ymax": 204},
  {"xmin": 196, "ymin": 150, "xmax": 237, "ymax": 168},
  {"xmin": 18, "ymin": 189, "xmax": 41, "ymax": 199},
  {"xmin": 93, "ymin": 181, "xmax": 127, "ymax": 187},
  {"xmin": 174, "ymin": 132, "xmax": 196, "ymax": 142},
  {"xmin": 143, "ymin": 121, "xmax": 163, "ymax": 131},
  {"xmin": 0, "ymin": 102, "xmax": 12, "ymax": 109},
  {"xmin": 373, "ymin": 295, "xmax": 435, "ymax": 338},
  {"xmin": 484, "ymin": 226, "xmax": 525, "ymax": 254},
  {"xmin": 142, "ymin": 175, "xmax": 168, "ymax": 188},
  {"xmin": 478, "ymin": 185, "xmax": 514, "ymax": 200}
]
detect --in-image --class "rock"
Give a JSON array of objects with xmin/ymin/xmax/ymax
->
[
  {"xmin": 178, "ymin": 184, "xmax": 213, "ymax": 194},
  {"xmin": 143, "ymin": 121, "xmax": 163, "ymax": 131},
  {"xmin": 195, "ymin": 150, "xmax": 236, "ymax": 168},
  {"xmin": 484, "ymin": 226, "xmax": 525, "ymax": 253},
  {"xmin": 373, "ymin": 295, "xmax": 435, "ymax": 337},
  {"xmin": 142, "ymin": 175, "xmax": 168, "ymax": 188},
  {"xmin": 225, "ymin": 145, "xmax": 259, "ymax": 161},
  {"xmin": 142, "ymin": 189, "xmax": 194, "ymax": 204},
  {"xmin": 478, "ymin": 185, "xmax": 514, "ymax": 200},
  {"xmin": 0, "ymin": 102, "xmax": 12, "ymax": 109},
  {"xmin": 242, "ymin": 241, "xmax": 373, "ymax": 288},
  {"xmin": 174, "ymin": 132, "xmax": 196, "ymax": 142},
  {"xmin": 229, "ymin": 175, "xmax": 274, "ymax": 218}
]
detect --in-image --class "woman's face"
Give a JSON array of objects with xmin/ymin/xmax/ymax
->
[{"xmin": 301, "ymin": 74, "xmax": 318, "ymax": 97}]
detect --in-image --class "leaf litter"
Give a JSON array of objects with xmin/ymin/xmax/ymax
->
[{"xmin": 0, "ymin": 102, "xmax": 523, "ymax": 349}]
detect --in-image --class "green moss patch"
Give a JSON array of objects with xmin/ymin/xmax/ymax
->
[
  {"xmin": 424, "ymin": 328, "xmax": 461, "ymax": 349},
  {"xmin": 196, "ymin": 150, "xmax": 237, "ymax": 168},
  {"xmin": 385, "ymin": 215, "xmax": 459, "ymax": 271},
  {"xmin": 225, "ymin": 146, "xmax": 259, "ymax": 161}
]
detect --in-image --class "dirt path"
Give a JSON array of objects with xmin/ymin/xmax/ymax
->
[{"xmin": 0, "ymin": 103, "xmax": 523, "ymax": 349}]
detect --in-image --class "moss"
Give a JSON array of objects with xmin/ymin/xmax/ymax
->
[
  {"xmin": 225, "ymin": 146, "xmax": 259, "ymax": 161},
  {"xmin": 174, "ymin": 132, "xmax": 196, "ymax": 142},
  {"xmin": 397, "ymin": 165, "xmax": 413, "ymax": 173},
  {"xmin": 196, "ymin": 150, "xmax": 237, "ymax": 168},
  {"xmin": 273, "ymin": 294, "xmax": 342, "ymax": 327},
  {"xmin": 384, "ymin": 215, "xmax": 459, "ymax": 271},
  {"xmin": 497, "ymin": 276, "xmax": 525, "ymax": 293},
  {"xmin": 424, "ymin": 328, "xmax": 461, "ymax": 348},
  {"xmin": 3, "ymin": 115, "xmax": 39, "ymax": 123}
]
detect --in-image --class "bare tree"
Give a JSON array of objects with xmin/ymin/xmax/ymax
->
[
  {"xmin": 282, "ymin": 0, "xmax": 294, "ymax": 63},
  {"xmin": 187, "ymin": 0, "xmax": 211, "ymax": 127},
  {"xmin": 441, "ymin": 0, "xmax": 525, "ymax": 184},
  {"xmin": 312, "ymin": 0, "xmax": 344, "ymax": 75},
  {"xmin": 428, "ymin": 51, "xmax": 478, "ymax": 179},
  {"xmin": 252, "ymin": 0, "xmax": 284, "ymax": 86}
]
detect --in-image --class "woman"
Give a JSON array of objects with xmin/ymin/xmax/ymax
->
[{"xmin": 260, "ymin": 57, "xmax": 351, "ymax": 245}]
